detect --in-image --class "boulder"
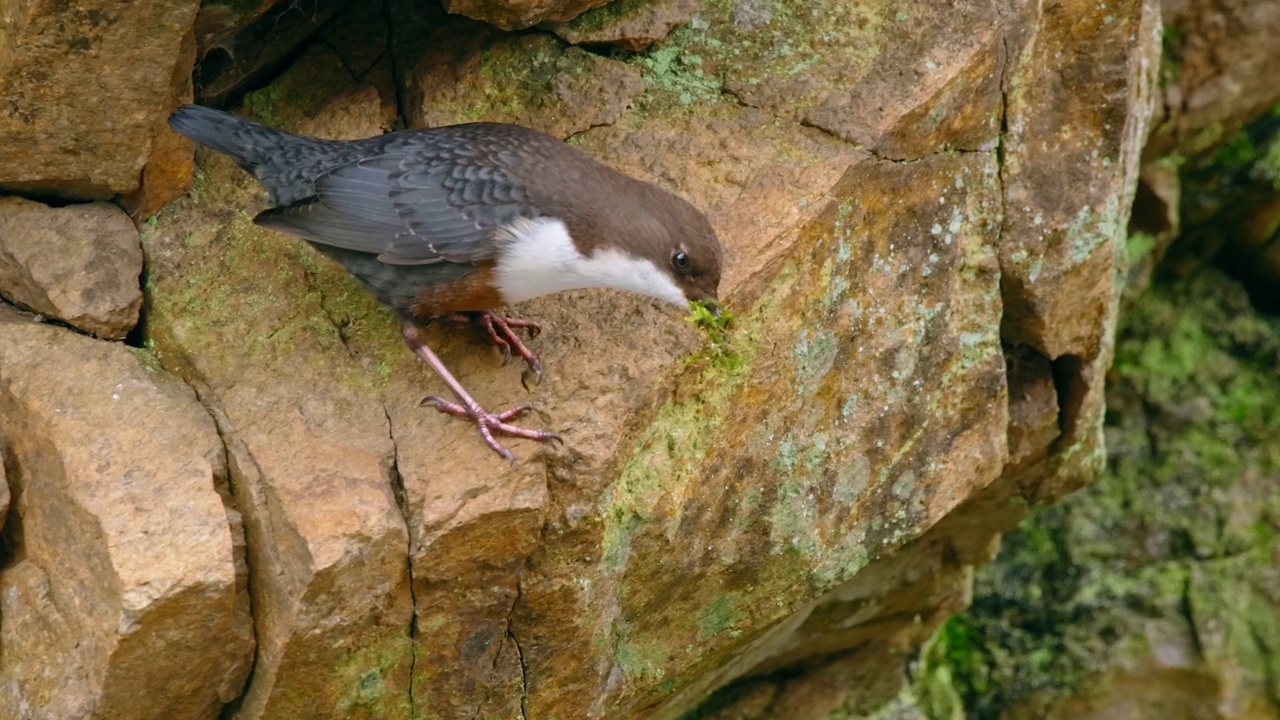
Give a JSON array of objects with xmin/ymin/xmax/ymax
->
[
  {"xmin": 143, "ymin": 48, "xmax": 414, "ymax": 720},
  {"xmin": 549, "ymin": 0, "xmax": 698, "ymax": 52},
  {"xmin": 0, "ymin": 197, "xmax": 143, "ymax": 339},
  {"xmin": 1147, "ymin": 0, "xmax": 1280, "ymax": 161},
  {"xmin": 0, "ymin": 310, "xmax": 254, "ymax": 719},
  {"xmin": 0, "ymin": 0, "xmax": 200, "ymax": 199},
  {"xmin": 403, "ymin": 18, "xmax": 645, "ymax": 139},
  {"xmin": 119, "ymin": 30, "xmax": 198, "ymax": 221},
  {"xmin": 192, "ymin": 0, "xmax": 352, "ymax": 106}
]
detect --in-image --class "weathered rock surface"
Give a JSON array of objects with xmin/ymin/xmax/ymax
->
[
  {"xmin": 191, "ymin": 0, "xmax": 277, "ymax": 51},
  {"xmin": 442, "ymin": 0, "xmax": 610, "ymax": 31},
  {"xmin": 998, "ymin": 0, "xmax": 1158, "ymax": 366},
  {"xmin": 549, "ymin": 0, "xmax": 697, "ymax": 52},
  {"xmin": 1131, "ymin": 0, "xmax": 1280, "ymax": 299},
  {"xmin": 403, "ymin": 19, "xmax": 645, "ymax": 138},
  {"xmin": 119, "ymin": 30, "xmax": 198, "ymax": 221},
  {"xmin": 1147, "ymin": 0, "xmax": 1280, "ymax": 162},
  {"xmin": 910, "ymin": 269, "xmax": 1280, "ymax": 720},
  {"xmin": 2, "ymin": 0, "xmax": 1159, "ymax": 716},
  {"xmin": 803, "ymin": 3, "xmax": 1280, "ymax": 717},
  {"xmin": 0, "ymin": 310, "xmax": 254, "ymax": 719},
  {"xmin": 0, "ymin": 197, "xmax": 143, "ymax": 339},
  {"xmin": 139, "ymin": 48, "xmax": 412, "ymax": 720},
  {"xmin": 1168, "ymin": 112, "xmax": 1280, "ymax": 305},
  {"xmin": 0, "ymin": 0, "xmax": 200, "ymax": 199}
]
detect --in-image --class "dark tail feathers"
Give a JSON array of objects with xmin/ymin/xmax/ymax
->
[{"xmin": 168, "ymin": 104, "xmax": 301, "ymax": 174}]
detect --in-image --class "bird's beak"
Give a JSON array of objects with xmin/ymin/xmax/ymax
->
[{"xmin": 699, "ymin": 298, "xmax": 722, "ymax": 317}]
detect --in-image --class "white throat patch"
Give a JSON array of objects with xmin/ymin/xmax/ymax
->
[{"xmin": 492, "ymin": 217, "xmax": 689, "ymax": 308}]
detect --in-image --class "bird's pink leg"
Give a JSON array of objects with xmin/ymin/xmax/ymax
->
[
  {"xmin": 438, "ymin": 311, "xmax": 543, "ymax": 390},
  {"xmin": 402, "ymin": 321, "xmax": 560, "ymax": 460}
]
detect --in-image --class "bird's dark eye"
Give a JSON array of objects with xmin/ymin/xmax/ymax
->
[{"xmin": 673, "ymin": 251, "xmax": 691, "ymax": 270}]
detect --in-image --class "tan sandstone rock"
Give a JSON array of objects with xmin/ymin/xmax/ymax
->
[
  {"xmin": 148, "ymin": 12, "xmax": 1009, "ymax": 720},
  {"xmin": 404, "ymin": 18, "xmax": 645, "ymax": 139},
  {"xmin": 119, "ymin": 29, "xmax": 198, "ymax": 221},
  {"xmin": 3, "ymin": 0, "xmax": 1155, "ymax": 715},
  {"xmin": 0, "ymin": 0, "xmax": 200, "ymax": 199},
  {"xmin": 0, "ymin": 197, "xmax": 143, "ymax": 340},
  {"xmin": 1147, "ymin": 0, "xmax": 1280, "ymax": 161},
  {"xmin": 997, "ymin": 0, "xmax": 1160, "ymax": 509},
  {"xmin": 143, "ymin": 48, "xmax": 413, "ymax": 720},
  {"xmin": 549, "ymin": 0, "xmax": 698, "ymax": 52},
  {"xmin": 0, "ymin": 310, "xmax": 254, "ymax": 720},
  {"xmin": 1130, "ymin": 1, "xmax": 1280, "ymax": 303},
  {"xmin": 192, "ymin": 0, "xmax": 352, "ymax": 106}
]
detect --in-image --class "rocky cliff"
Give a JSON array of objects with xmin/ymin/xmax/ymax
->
[
  {"xmin": 0, "ymin": 0, "xmax": 1160, "ymax": 717},
  {"xmin": 860, "ymin": 2, "xmax": 1280, "ymax": 716}
]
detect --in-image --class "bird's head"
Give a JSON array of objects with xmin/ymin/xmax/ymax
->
[
  {"xmin": 611, "ymin": 184, "xmax": 723, "ymax": 312},
  {"xmin": 494, "ymin": 164, "xmax": 724, "ymax": 314}
]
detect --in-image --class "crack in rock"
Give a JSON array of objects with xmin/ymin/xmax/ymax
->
[{"xmin": 383, "ymin": 402, "xmax": 419, "ymax": 717}]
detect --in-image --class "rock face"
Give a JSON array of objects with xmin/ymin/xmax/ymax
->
[
  {"xmin": 865, "ymin": 2, "xmax": 1280, "ymax": 715},
  {"xmin": 0, "ymin": 197, "xmax": 143, "ymax": 339},
  {"xmin": 1147, "ymin": 0, "xmax": 1280, "ymax": 162},
  {"xmin": 1131, "ymin": 0, "xmax": 1280, "ymax": 298},
  {"xmin": 0, "ymin": 0, "xmax": 201, "ymax": 199},
  {"xmin": 142, "ymin": 49, "xmax": 412, "ymax": 720},
  {"xmin": 918, "ymin": 270, "xmax": 1280, "ymax": 720},
  {"xmin": 549, "ymin": 0, "xmax": 698, "ymax": 52},
  {"xmin": 403, "ymin": 18, "xmax": 645, "ymax": 138},
  {"xmin": 119, "ymin": 29, "xmax": 198, "ymax": 221},
  {"xmin": 192, "ymin": 0, "xmax": 352, "ymax": 106},
  {"xmin": 0, "ymin": 310, "xmax": 254, "ymax": 719},
  {"xmin": 0, "ymin": 0, "xmax": 1162, "ymax": 717},
  {"xmin": 442, "ymin": 0, "xmax": 611, "ymax": 31}
]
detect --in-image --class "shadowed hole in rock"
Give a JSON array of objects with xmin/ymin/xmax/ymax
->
[
  {"xmin": 1049, "ymin": 354, "xmax": 1088, "ymax": 438},
  {"xmin": 123, "ymin": 264, "xmax": 150, "ymax": 349}
]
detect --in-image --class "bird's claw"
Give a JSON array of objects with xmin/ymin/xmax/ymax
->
[
  {"xmin": 442, "ymin": 311, "xmax": 544, "ymax": 383},
  {"xmin": 497, "ymin": 340, "xmax": 513, "ymax": 367},
  {"xmin": 420, "ymin": 395, "xmax": 559, "ymax": 460},
  {"xmin": 520, "ymin": 361, "xmax": 543, "ymax": 392},
  {"xmin": 475, "ymin": 312, "xmax": 543, "ymax": 384}
]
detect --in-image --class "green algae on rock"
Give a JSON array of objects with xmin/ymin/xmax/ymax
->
[
  {"xmin": 906, "ymin": 269, "xmax": 1280, "ymax": 719},
  {"xmin": 687, "ymin": 299, "xmax": 741, "ymax": 373}
]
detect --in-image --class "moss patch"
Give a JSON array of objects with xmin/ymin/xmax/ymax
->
[
  {"xmin": 332, "ymin": 636, "xmax": 416, "ymax": 718},
  {"xmin": 920, "ymin": 268, "xmax": 1280, "ymax": 718},
  {"xmin": 686, "ymin": 300, "xmax": 741, "ymax": 372}
]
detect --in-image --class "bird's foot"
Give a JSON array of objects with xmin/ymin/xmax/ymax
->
[
  {"xmin": 421, "ymin": 395, "xmax": 561, "ymax": 461},
  {"xmin": 403, "ymin": 321, "xmax": 559, "ymax": 460},
  {"xmin": 441, "ymin": 311, "xmax": 544, "ymax": 389}
]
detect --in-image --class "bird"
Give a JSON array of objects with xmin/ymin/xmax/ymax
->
[{"xmin": 168, "ymin": 105, "xmax": 723, "ymax": 460}]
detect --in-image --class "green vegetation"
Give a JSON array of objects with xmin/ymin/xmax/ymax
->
[
  {"xmin": 687, "ymin": 299, "xmax": 741, "ymax": 372},
  {"xmin": 555, "ymin": 0, "xmax": 657, "ymax": 37},
  {"xmin": 630, "ymin": 36, "xmax": 724, "ymax": 108},
  {"xmin": 698, "ymin": 594, "xmax": 740, "ymax": 640},
  {"xmin": 918, "ymin": 269, "xmax": 1280, "ymax": 718}
]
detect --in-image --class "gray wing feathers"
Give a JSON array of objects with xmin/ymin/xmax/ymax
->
[
  {"xmin": 173, "ymin": 110, "xmax": 565, "ymax": 264},
  {"xmin": 253, "ymin": 159, "xmax": 487, "ymax": 265},
  {"xmin": 267, "ymin": 154, "xmax": 528, "ymax": 265},
  {"xmin": 254, "ymin": 200, "xmax": 404, "ymax": 254}
]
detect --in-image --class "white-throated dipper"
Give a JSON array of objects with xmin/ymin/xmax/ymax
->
[{"xmin": 168, "ymin": 105, "xmax": 723, "ymax": 459}]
